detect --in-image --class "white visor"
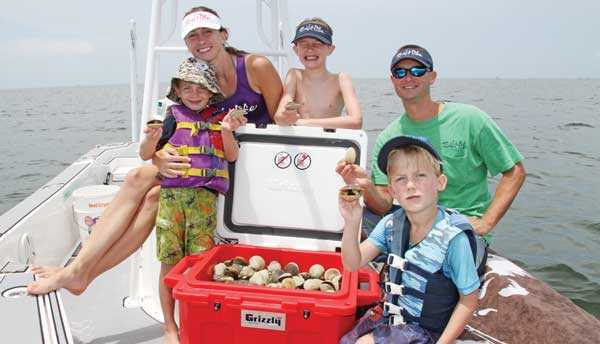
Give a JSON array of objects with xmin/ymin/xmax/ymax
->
[{"xmin": 181, "ymin": 11, "xmax": 222, "ymax": 39}]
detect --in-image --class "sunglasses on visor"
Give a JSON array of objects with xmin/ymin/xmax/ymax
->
[{"xmin": 391, "ymin": 66, "xmax": 430, "ymax": 79}]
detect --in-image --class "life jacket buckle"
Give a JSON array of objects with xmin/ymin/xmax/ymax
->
[
  {"xmin": 387, "ymin": 253, "xmax": 406, "ymax": 271},
  {"xmin": 384, "ymin": 282, "xmax": 404, "ymax": 295},
  {"xmin": 389, "ymin": 314, "xmax": 406, "ymax": 326},
  {"xmin": 383, "ymin": 302, "xmax": 403, "ymax": 316}
]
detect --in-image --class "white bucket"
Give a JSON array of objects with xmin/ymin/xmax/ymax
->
[{"xmin": 72, "ymin": 185, "xmax": 120, "ymax": 244}]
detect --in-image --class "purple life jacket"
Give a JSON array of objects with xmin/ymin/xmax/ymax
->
[{"xmin": 160, "ymin": 105, "xmax": 229, "ymax": 194}]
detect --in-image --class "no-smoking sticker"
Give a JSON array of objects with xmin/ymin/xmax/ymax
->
[
  {"xmin": 294, "ymin": 152, "xmax": 311, "ymax": 170},
  {"xmin": 274, "ymin": 151, "xmax": 292, "ymax": 169}
]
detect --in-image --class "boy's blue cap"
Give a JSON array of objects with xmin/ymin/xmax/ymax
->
[
  {"xmin": 292, "ymin": 23, "xmax": 332, "ymax": 45},
  {"xmin": 390, "ymin": 44, "xmax": 433, "ymax": 71},
  {"xmin": 377, "ymin": 135, "xmax": 443, "ymax": 174}
]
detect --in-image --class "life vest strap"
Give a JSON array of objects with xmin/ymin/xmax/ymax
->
[
  {"xmin": 164, "ymin": 143, "xmax": 224, "ymax": 158},
  {"xmin": 385, "ymin": 282, "xmax": 404, "ymax": 295},
  {"xmin": 177, "ymin": 121, "xmax": 221, "ymax": 136},
  {"xmin": 387, "ymin": 254, "xmax": 406, "ymax": 270},
  {"xmin": 182, "ymin": 168, "xmax": 229, "ymax": 179},
  {"xmin": 389, "ymin": 253, "xmax": 441, "ymax": 278}
]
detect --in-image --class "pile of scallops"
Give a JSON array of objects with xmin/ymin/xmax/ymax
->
[{"xmin": 212, "ymin": 255, "xmax": 342, "ymax": 292}]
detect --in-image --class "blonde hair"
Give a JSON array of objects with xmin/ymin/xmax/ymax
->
[
  {"xmin": 296, "ymin": 17, "xmax": 333, "ymax": 34},
  {"xmin": 386, "ymin": 145, "xmax": 442, "ymax": 177}
]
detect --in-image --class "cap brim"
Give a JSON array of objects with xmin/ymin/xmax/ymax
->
[
  {"xmin": 181, "ymin": 22, "xmax": 221, "ymax": 39},
  {"xmin": 377, "ymin": 136, "xmax": 442, "ymax": 174},
  {"xmin": 390, "ymin": 56, "xmax": 432, "ymax": 71},
  {"xmin": 166, "ymin": 79, "xmax": 180, "ymax": 103},
  {"xmin": 291, "ymin": 32, "xmax": 332, "ymax": 45}
]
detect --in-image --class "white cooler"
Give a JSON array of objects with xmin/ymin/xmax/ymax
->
[{"xmin": 71, "ymin": 185, "xmax": 120, "ymax": 243}]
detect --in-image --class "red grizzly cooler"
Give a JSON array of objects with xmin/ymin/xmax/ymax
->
[{"xmin": 165, "ymin": 125, "xmax": 381, "ymax": 343}]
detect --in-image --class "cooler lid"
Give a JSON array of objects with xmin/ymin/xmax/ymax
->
[{"xmin": 216, "ymin": 125, "xmax": 368, "ymax": 252}]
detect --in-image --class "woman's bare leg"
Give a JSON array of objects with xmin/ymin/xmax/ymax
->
[
  {"xmin": 84, "ymin": 185, "xmax": 160, "ymax": 282},
  {"xmin": 27, "ymin": 165, "xmax": 160, "ymax": 295}
]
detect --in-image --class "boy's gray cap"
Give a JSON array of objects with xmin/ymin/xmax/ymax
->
[
  {"xmin": 292, "ymin": 23, "xmax": 332, "ymax": 45},
  {"xmin": 377, "ymin": 135, "xmax": 443, "ymax": 174},
  {"xmin": 390, "ymin": 44, "xmax": 434, "ymax": 71}
]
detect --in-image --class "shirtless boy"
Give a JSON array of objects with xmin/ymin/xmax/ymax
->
[{"xmin": 274, "ymin": 18, "xmax": 362, "ymax": 129}]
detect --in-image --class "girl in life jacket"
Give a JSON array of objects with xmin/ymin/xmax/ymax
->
[
  {"xmin": 138, "ymin": 58, "xmax": 246, "ymax": 343},
  {"xmin": 339, "ymin": 135, "xmax": 484, "ymax": 344}
]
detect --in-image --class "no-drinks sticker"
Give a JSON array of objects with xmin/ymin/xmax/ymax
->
[
  {"xmin": 294, "ymin": 152, "xmax": 311, "ymax": 170},
  {"xmin": 274, "ymin": 151, "xmax": 292, "ymax": 169}
]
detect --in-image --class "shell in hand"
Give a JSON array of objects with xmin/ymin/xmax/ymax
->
[{"xmin": 344, "ymin": 147, "xmax": 357, "ymax": 164}]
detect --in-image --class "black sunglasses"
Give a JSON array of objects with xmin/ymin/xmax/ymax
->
[{"xmin": 391, "ymin": 66, "xmax": 430, "ymax": 79}]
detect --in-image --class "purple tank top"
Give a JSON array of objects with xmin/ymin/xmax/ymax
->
[{"xmin": 214, "ymin": 55, "xmax": 271, "ymax": 127}]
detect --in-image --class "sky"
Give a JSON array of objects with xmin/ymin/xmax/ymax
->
[{"xmin": 0, "ymin": 0, "xmax": 599, "ymax": 89}]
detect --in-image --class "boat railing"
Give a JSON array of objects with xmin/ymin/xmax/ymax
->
[{"xmin": 132, "ymin": 0, "xmax": 290, "ymax": 144}]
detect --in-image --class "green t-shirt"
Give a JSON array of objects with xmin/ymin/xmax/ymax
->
[{"xmin": 371, "ymin": 102, "xmax": 523, "ymax": 219}]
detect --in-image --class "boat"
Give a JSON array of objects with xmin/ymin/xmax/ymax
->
[{"xmin": 1, "ymin": 1, "xmax": 599, "ymax": 343}]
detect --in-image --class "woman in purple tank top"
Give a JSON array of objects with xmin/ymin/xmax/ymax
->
[{"xmin": 28, "ymin": 6, "xmax": 283, "ymax": 296}]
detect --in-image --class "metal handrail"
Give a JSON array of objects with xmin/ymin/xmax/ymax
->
[{"xmin": 129, "ymin": 20, "xmax": 139, "ymax": 143}]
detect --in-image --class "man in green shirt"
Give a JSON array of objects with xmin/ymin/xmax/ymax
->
[{"xmin": 337, "ymin": 44, "xmax": 526, "ymax": 242}]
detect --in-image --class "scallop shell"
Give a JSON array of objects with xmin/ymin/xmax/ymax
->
[
  {"xmin": 269, "ymin": 269, "xmax": 284, "ymax": 283},
  {"xmin": 308, "ymin": 264, "xmax": 324, "ymax": 279},
  {"xmin": 344, "ymin": 147, "xmax": 357, "ymax": 164},
  {"xmin": 214, "ymin": 276, "xmax": 235, "ymax": 283},
  {"xmin": 339, "ymin": 185, "xmax": 364, "ymax": 202},
  {"xmin": 249, "ymin": 269, "xmax": 270, "ymax": 286},
  {"xmin": 239, "ymin": 265, "xmax": 255, "ymax": 280},
  {"xmin": 292, "ymin": 275, "xmax": 305, "ymax": 288},
  {"xmin": 146, "ymin": 119, "xmax": 163, "ymax": 129},
  {"xmin": 277, "ymin": 272, "xmax": 293, "ymax": 282},
  {"xmin": 324, "ymin": 268, "xmax": 341, "ymax": 281},
  {"xmin": 232, "ymin": 256, "xmax": 249, "ymax": 266},
  {"xmin": 228, "ymin": 107, "xmax": 248, "ymax": 118},
  {"xmin": 320, "ymin": 281, "xmax": 336, "ymax": 292},
  {"xmin": 331, "ymin": 274, "xmax": 342, "ymax": 291},
  {"xmin": 249, "ymin": 256, "xmax": 265, "ymax": 271},
  {"xmin": 223, "ymin": 266, "xmax": 240, "ymax": 279},
  {"xmin": 285, "ymin": 101, "xmax": 302, "ymax": 111},
  {"xmin": 303, "ymin": 279, "xmax": 323, "ymax": 291},
  {"xmin": 284, "ymin": 262, "xmax": 300, "ymax": 276},
  {"xmin": 213, "ymin": 263, "xmax": 227, "ymax": 277},
  {"xmin": 281, "ymin": 278, "xmax": 296, "ymax": 289},
  {"xmin": 267, "ymin": 261, "xmax": 282, "ymax": 272},
  {"xmin": 299, "ymin": 272, "xmax": 311, "ymax": 280}
]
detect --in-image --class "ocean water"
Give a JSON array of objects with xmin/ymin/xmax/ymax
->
[{"xmin": 1, "ymin": 79, "xmax": 599, "ymax": 318}]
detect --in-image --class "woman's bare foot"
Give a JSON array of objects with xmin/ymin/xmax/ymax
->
[
  {"xmin": 164, "ymin": 326, "xmax": 180, "ymax": 344},
  {"xmin": 27, "ymin": 265, "xmax": 89, "ymax": 295},
  {"xmin": 30, "ymin": 265, "xmax": 63, "ymax": 279}
]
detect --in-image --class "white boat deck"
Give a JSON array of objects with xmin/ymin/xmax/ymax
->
[{"xmin": 61, "ymin": 255, "xmax": 163, "ymax": 344}]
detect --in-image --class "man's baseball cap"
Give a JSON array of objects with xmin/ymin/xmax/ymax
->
[
  {"xmin": 292, "ymin": 22, "xmax": 333, "ymax": 45},
  {"xmin": 390, "ymin": 44, "xmax": 434, "ymax": 71},
  {"xmin": 377, "ymin": 135, "xmax": 443, "ymax": 174},
  {"xmin": 181, "ymin": 11, "xmax": 222, "ymax": 39}
]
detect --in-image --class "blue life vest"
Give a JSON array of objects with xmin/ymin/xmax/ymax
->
[{"xmin": 383, "ymin": 207, "xmax": 487, "ymax": 333}]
